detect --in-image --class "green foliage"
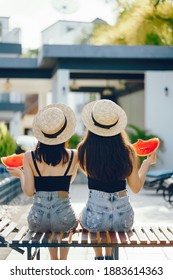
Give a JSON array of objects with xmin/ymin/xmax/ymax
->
[
  {"xmin": 145, "ymin": 32, "xmax": 163, "ymax": 45},
  {"xmin": 92, "ymin": 0, "xmax": 173, "ymax": 46},
  {"xmin": 68, "ymin": 133, "xmax": 81, "ymax": 149},
  {"xmin": 0, "ymin": 122, "xmax": 17, "ymax": 162},
  {"xmin": 22, "ymin": 49, "xmax": 39, "ymax": 57},
  {"xmin": 126, "ymin": 124, "xmax": 159, "ymax": 143}
]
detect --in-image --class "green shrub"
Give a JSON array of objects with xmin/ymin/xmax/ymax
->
[
  {"xmin": 0, "ymin": 122, "xmax": 17, "ymax": 162},
  {"xmin": 68, "ymin": 133, "xmax": 81, "ymax": 149}
]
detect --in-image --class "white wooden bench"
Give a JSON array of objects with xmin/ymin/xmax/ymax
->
[{"xmin": 1, "ymin": 214, "xmax": 173, "ymax": 260}]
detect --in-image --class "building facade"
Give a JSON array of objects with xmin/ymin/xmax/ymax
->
[{"xmin": 0, "ymin": 18, "xmax": 173, "ymax": 169}]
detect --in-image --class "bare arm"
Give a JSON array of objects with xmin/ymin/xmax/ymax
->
[
  {"xmin": 70, "ymin": 150, "xmax": 79, "ymax": 184},
  {"xmin": 6, "ymin": 152, "xmax": 35, "ymax": 197},
  {"xmin": 127, "ymin": 151, "xmax": 157, "ymax": 194}
]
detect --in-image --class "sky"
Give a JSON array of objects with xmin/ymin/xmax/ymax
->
[{"xmin": 0, "ymin": 0, "xmax": 118, "ymax": 49}]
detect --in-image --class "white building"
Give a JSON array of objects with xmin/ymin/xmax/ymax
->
[
  {"xmin": 41, "ymin": 18, "xmax": 108, "ymax": 136},
  {"xmin": 0, "ymin": 16, "xmax": 173, "ymax": 172},
  {"xmin": 42, "ymin": 18, "xmax": 107, "ymax": 45},
  {"xmin": 0, "ymin": 17, "xmax": 21, "ymax": 45}
]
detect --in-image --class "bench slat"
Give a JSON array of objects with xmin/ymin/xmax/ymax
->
[
  {"xmin": 167, "ymin": 226, "xmax": 173, "ymax": 234},
  {"xmin": 150, "ymin": 226, "xmax": 168, "ymax": 244},
  {"xmin": 142, "ymin": 226, "xmax": 159, "ymax": 244},
  {"xmin": 0, "ymin": 218, "xmax": 10, "ymax": 232},
  {"xmin": 159, "ymin": 226, "xmax": 173, "ymax": 243},
  {"xmin": 61, "ymin": 232, "xmax": 71, "ymax": 244},
  {"xmin": 32, "ymin": 232, "xmax": 44, "ymax": 244},
  {"xmin": 41, "ymin": 232, "xmax": 52, "ymax": 244},
  {"xmin": 133, "ymin": 226, "xmax": 149, "ymax": 244},
  {"xmin": 109, "ymin": 231, "xmax": 119, "ymax": 244},
  {"xmin": 117, "ymin": 232, "xmax": 129, "ymax": 244},
  {"xmin": 70, "ymin": 229, "xmax": 80, "ymax": 244},
  {"xmin": 89, "ymin": 232, "xmax": 97, "ymax": 244},
  {"xmin": 80, "ymin": 230, "xmax": 89, "ymax": 244},
  {"xmin": 0, "ymin": 221, "xmax": 17, "ymax": 238},
  {"xmin": 22, "ymin": 230, "xmax": 35, "ymax": 243},
  {"xmin": 0, "ymin": 214, "xmax": 4, "ymax": 220},
  {"xmin": 12, "ymin": 226, "xmax": 29, "ymax": 243},
  {"xmin": 126, "ymin": 230, "xmax": 139, "ymax": 244}
]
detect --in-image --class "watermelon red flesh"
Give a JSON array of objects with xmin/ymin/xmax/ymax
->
[
  {"xmin": 132, "ymin": 138, "xmax": 160, "ymax": 156},
  {"xmin": 1, "ymin": 153, "xmax": 24, "ymax": 168}
]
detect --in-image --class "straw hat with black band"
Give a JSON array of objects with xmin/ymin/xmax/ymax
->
[
  {"xmin": 82, "ymin": 99, "xmax": 127, "ymax": 137},
  {"xmin": 32, "ymin": 104, "xmax": 76, "ymax": 145}
]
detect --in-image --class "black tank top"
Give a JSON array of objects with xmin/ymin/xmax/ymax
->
[
  {"xmin": 31, "ymin": 150, "xmax": 74, "ymax": 192},
  {"xmin": 88, "ymin": 177, "xmax": 126, "ymax": 193}
]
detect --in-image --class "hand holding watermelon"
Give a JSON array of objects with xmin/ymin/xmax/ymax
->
[{"xmin": 1, "ymin": 153, "xmax": 25, "ymax": 179}]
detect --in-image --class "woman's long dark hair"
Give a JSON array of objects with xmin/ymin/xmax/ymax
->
[
  {"xmin": 77, "ymin": 130, "xmax": 133, "ymax": 181},
  {"xmin": 34, "ymin": 142, "xmax": 69, "ymax": 166}
]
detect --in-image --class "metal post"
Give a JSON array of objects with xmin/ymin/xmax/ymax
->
[
  {"xmin": 27, "ymin": 247, "xmax": 32, "ymax": 260},
  {"xmin": 36, "ymin": 248, "xmax": 40, "ymax": 260},
  {"xmin": 112, "ymin": 247, "xmax": 119, "ymax": 260}
]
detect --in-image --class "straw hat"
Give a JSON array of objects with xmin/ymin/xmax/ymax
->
[
  {"xmin": 32, "ymin": 104, "xmax": 76, "ymax": 145},
  {"xmin": 82, "ymin": 99, "xmax": 127, "ymax": 137}
]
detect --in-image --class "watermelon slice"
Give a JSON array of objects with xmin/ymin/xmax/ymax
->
[
  {"xmin": 1, "ymin": 153, "xmax": 24, "ymax": 168},
  {"xmin": 132, "ymin": 138, "xmax": 160, "ymax": 156}
]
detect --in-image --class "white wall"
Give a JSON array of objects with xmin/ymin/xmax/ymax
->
[
  {"xmin": 10, "ymin": 111, "xmax": 22, "ymax": 137},
  {"xmin": 145, "ymin": 71, "xmax": 173, "ymax": 169},
  {"xmin": 42, "ymin": 21, "xmax": 93, "ymax": 45},
  {"xmin": 119, "ymin": 90, "xmax": 144, "ymax": 129},
  {"xmin": 2, "ymin": 28, "xmax": 21, "ymax": 44},
  {"xmin": 0, "ymin": 17, "xmax": 9, "ymax": 39},
  {"xmin": 51, "ymin": 70, "xmax": 69, "ymax": 104},
  {"xmin": 68, "ymin": 92, "xmax": 93, "ymax": 136}
]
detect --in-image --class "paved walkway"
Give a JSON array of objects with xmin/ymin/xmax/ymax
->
[{"xmin": 1, "ymin": 183, "xmax": 173, "ymax": 260}]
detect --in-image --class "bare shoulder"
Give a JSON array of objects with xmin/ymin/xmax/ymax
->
[
  {"xmin": 72, "ymin": 149, "xmax": 78, "ymax": 157},
  {"xmin": 24, "ymin": 150, "xmax": 32, "ymax": 161}
]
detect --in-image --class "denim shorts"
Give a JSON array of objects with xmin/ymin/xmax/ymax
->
[
  {"xmin": 27, "ymin": 191, "xmax": 77, "ymax": 233},
  {"xmin": 80, "ymin": 189, "xmax": 134, "ymax": 232}
]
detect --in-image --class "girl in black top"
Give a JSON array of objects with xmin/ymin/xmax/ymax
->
[
  {"xmin": 7, "ymin": 104, "xmax": 79, "ymax": 260},
  {"xmin": 78, "ymin": 100, "xmax": 156, "ymax": 260}
]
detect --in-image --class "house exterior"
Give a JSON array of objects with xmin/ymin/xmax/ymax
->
[
  {"xmin": 0, "ymin": 17, "xmax": 173, "ymax": 169},
  {"xmin": 0, "ymin": 17, "xmax": 21, "ymax": 46},
  {"xmin": 0, "ymin": 17, "xmax": 24, "ymax": 137},
  {"xmin": 41, "ymin": 18, "xmax": 108, "ymax": 45}
]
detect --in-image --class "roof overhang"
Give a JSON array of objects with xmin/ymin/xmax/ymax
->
[
  {"xmin": 0, "ymin": 44, "xmax": 173, "ymax": 80},
  {"xmin": 38, "ymin": 45, "xmax": 173, "ymax": 71}
]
